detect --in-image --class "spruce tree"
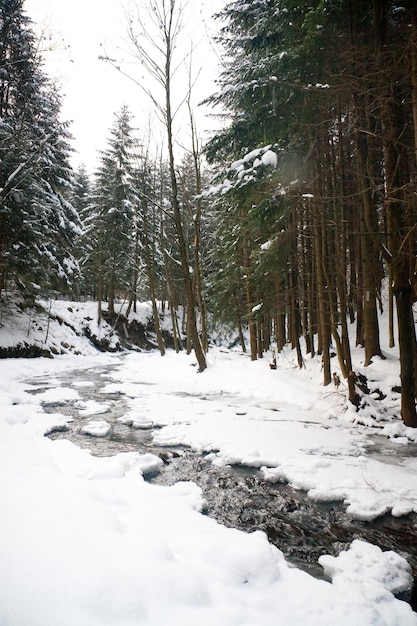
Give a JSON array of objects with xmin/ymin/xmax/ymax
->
[
  {"xmin": 91, "ymin": 105, "xmax": 136, "ymax": 318},
  {"xmin": 0, "ymin": 0, "xmax": 80, "ymax": 295},
  {"xmin": 206, "ymin": 0, "xmax": 417, "ymax": 419},
  {"xmin": 71, "ymin": 164, "xmax": 94, "ymax": 298}
]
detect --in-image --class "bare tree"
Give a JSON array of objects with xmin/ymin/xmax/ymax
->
[
  {"xmin": 119, "ymin": 0, "xmax": 207, "ymax": 370},
  {"xmin": 186, "ymin": 68, "xmax": 208, "ymax": 354}
]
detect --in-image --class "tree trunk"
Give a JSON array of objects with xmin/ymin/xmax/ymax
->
[
  {"xmin": 142, "ymin": 196, "xmax": 165, "ymax": 357},
  {"xmin": 355, "ymin": 115, "xmax": 383, "ymax": 365},
  {"xmin": 311, "ymin": 147, "xmax": 331, "ymax": 386},
  {"xmin": 97, "ymin": 236, "xmax": 103, "ymax": 326},
  {"xmin": 373, "ymin": 0, "xmax": 417, "ymax": 425},
  {"xmin": 188, "ymin": 94, "xmax": 208, "ymax": 354},
  {"xmin": 164, "ymin": 31, "xmax": 206, "ymax": 372},
  {"xmin": 275, "ymin": 282, "xmax": 286, "ymax": 353},
  {"xmin": 234, "ymin": 296, "xmax": 246, "ymax": 353},
  {"xmin": 245, "ymin": 275, "xmax": 258, "ymax": 361},
  {"xmin": 410, "ymin": 8, "xmax": 417, "ymax": 164},
  {"xmin": 313, "ymin": 204, "xmax": 331, "ymax": 385}
]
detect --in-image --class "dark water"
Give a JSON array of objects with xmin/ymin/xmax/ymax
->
[{"xmin": 26, "ymin": 363, "xmax": 417, "ymax": 606}]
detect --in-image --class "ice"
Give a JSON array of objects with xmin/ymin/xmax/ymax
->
[
  {"xmin": 76, "ymin": 399, "xmax": 110, "ymax": 416},
  {"xmin": 81, "ymin": 419, "xmax": 112, "ymax": 436}
]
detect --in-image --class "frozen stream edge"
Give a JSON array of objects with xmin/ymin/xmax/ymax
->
[{"xmin": 28, "ymin": 359, "xmax": 417, "ymax": 609}]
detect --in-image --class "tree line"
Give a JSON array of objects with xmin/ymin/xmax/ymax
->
[
  {"xmin": 204, "ymin": 0, "xmax": 417, "ymax": 426},
  {"xmin": 0, "ymin": 0, "xmax": 416, "ymax": 425},
  {"xmin": 70, "ymin": 105, "xmax": 210, "ymax": 370},
  {"xmin": 0, "ymin": 0, "xmax": 209, "ymax": 372}
]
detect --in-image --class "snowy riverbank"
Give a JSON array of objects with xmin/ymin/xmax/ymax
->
[{"xmin": 1, "ymin": 298, "xmax": 417, "ymax": 624}]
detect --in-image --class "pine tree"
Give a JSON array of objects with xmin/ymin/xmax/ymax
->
[
  {"xmin": 0, "ymin": 0, "xmax": 80, "ymax": 295},
  {"xmin": 205, "ymin": 0, "xmax": 320, "ymax": 162},
  {"xmin": 206, "ymin": 0, "xmax": 417, "ymax": 419},
  {"xmin": 92, "ymin": 105, "xmax": 136, "ymax": 319},
  {"xmin": 71, "ymin": 164, "xmax": 94, "ymax": 299}
]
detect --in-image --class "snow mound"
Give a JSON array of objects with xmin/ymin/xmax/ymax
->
[
  {"xmin": 319, "ymin": 539, "xmax": 413, "ymax": 595},
  {"xmin": 81, "ymin": 419, "xmax": 111, "ymax": 437},
  {"xmin": 76, "ymin": 400, "xmax": 110, "ymax": 416}
]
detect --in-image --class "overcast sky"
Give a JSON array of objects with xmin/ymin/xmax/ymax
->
[{"xmin": 24, "ymin": 0, "xmax": 225, "ymax": 172}]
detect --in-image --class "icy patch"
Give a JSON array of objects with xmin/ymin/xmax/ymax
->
[
  {"xmin": 131, "ymin": 419, "xmax": 154, "ymax": 430},
  {"xmin": 76, "ymin": 400, "xmax": 110, "ymax": 416},
  {"xmin": 80, "ymin": 420, "xmax": 111, "ymax": 437},
  {"xmin": 71, "ymin": 381, "xmax": 95, "ymax": 388},
  {"xmin": 117, "ymin": 413, "xmax": 154, "ymax": 429}
]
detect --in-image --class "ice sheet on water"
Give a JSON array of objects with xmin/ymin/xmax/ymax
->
[{"xmin": 81, "ymin": 419, "xmax": 111, "ymax": 437}]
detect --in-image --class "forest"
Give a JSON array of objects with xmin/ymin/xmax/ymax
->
[{"xmin": 0, "ymin": 0, "xmax": 416, "ymax": 425}]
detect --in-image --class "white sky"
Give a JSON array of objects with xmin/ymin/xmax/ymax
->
[{"xmin": 24, "ymin": 0, "xmax": 225, "ymax": 172}]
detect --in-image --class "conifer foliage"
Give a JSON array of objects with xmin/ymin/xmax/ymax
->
[
  {"xmin": 0, "ymin": 0, "xmax": 80, "ymax": 295},
  {"xmin": 90, "ymin": 105, "xmax": 136, "ymax": 319},
  {"xmin": 206, "ymin": 0, "xmax": 417, "ymax": 424}
]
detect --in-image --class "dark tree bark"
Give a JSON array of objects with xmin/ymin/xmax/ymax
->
[{"xmin": 373, "ymin": 0, "xmax": 417, "ymax": 425}]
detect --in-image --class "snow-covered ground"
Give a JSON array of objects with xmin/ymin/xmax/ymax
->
[{"xmin": 1, "ymin": 297, "xmax": 417, "ymax": 625}]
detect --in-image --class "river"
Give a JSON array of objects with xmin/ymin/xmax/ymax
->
[{"xmin": 25, "ymin": 359, "xmax": 417, "ymax": 609}]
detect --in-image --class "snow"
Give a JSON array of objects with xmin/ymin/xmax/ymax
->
[
  {"xmin": 261, "ymin": 149, "xmax": 278, "ymax": 167},
  {"xmin": 319, "ymin": 539, "xmax": 413, "ymax": 595},
  {"xmin": 80, "ymin": 419, "xmax": 112, "ymax": 436},
  {"xmin": 208, "ymin": 144, "xmax": 279, "ymax": 196},
  {"xmin": 76, "ymin": 400, "xmax": 111, "ymax": 416},
  {"xmin": 1, "ymin": 298, "xmax": 417, "ymax": 624},
  {"xmin": 260, "ymin": 239, "xmax": 274, "ymax": 251}
]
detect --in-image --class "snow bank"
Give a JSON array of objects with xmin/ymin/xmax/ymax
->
[
  {"xmin": 1, "ymin": 299, "xmax": 417, "ymax": 624},
  {"xmin": 1, "ymin": 356, "xmax": 415, "ymax": 625},
  {"xmin": 0, "ymin": 294, "xmax": 171, "ymax": 357}
]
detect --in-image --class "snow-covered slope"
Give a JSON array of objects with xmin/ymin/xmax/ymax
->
[{"xmin": 0, "ymin": 294, "xmax": 171, "ymax": 356}]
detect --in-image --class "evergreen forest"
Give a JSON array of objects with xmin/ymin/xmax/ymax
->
[{"xmin": 1, "ymin": 0, "xmax": 416, "ymax": 426}]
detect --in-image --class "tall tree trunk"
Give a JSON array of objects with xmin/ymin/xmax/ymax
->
[
  {"xmin": 142, "ymin": 198, "xmax": 165, "ymax": 356},
  {"xmin": 311, "ymin": 148, "xmax": 331, "ymax": 386},
  {"xmin": 234, "ymin": 295, "xmax": 246, "ymax": 353},
  {"xmin": 164, "ymin": 249, "xmax": 182, "ymax": 353},
  {"xmin": 289, "ymin": 205, "xmax": 303, "ymax": 369},
  {"xmin": 355, "ymin": 112, "xmax": 383, "ymax": 365},
  {"xmin": 243, "ymin": 235, "xmax": 257, "ymax": 360},
  {"xmin": 126, "ymin": 229, "xmax": 140, "ymax": 318},
  {"xmin": 332, "ymin": 126, "xmax": 360, "ymax": 406},
  {"xmin": 164, "ymin": 34, "xmax": 206, "ymax": 371},
  {"xmin": 373, "ymin": 0, "xmax": 417, "ymax": 425},
  {"xmin": 313, "ymin": 202, "xmax": 331, "ymax": 385},
  {"xmin": 187, "ymin": 91, "xmax": 208, "ymax": 354},
  {"xmin": 108, "ymin": 256, "xmax": 115, "ymax": 316},
  {"xmin": 97, "ymin": 235, "xmax": 103, "ymax": 325},
  {"xmin": 275, "ymin": 281, "xmax": 286, "ymax": 353},
  {"xmin": 412, "ymin": 8, "xmax": 417, "ymax": 163}
]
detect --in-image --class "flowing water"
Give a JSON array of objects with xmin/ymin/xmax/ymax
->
[{"xmin": 25, "ymin": 362, "xmax": 417, "ymax": 607}]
